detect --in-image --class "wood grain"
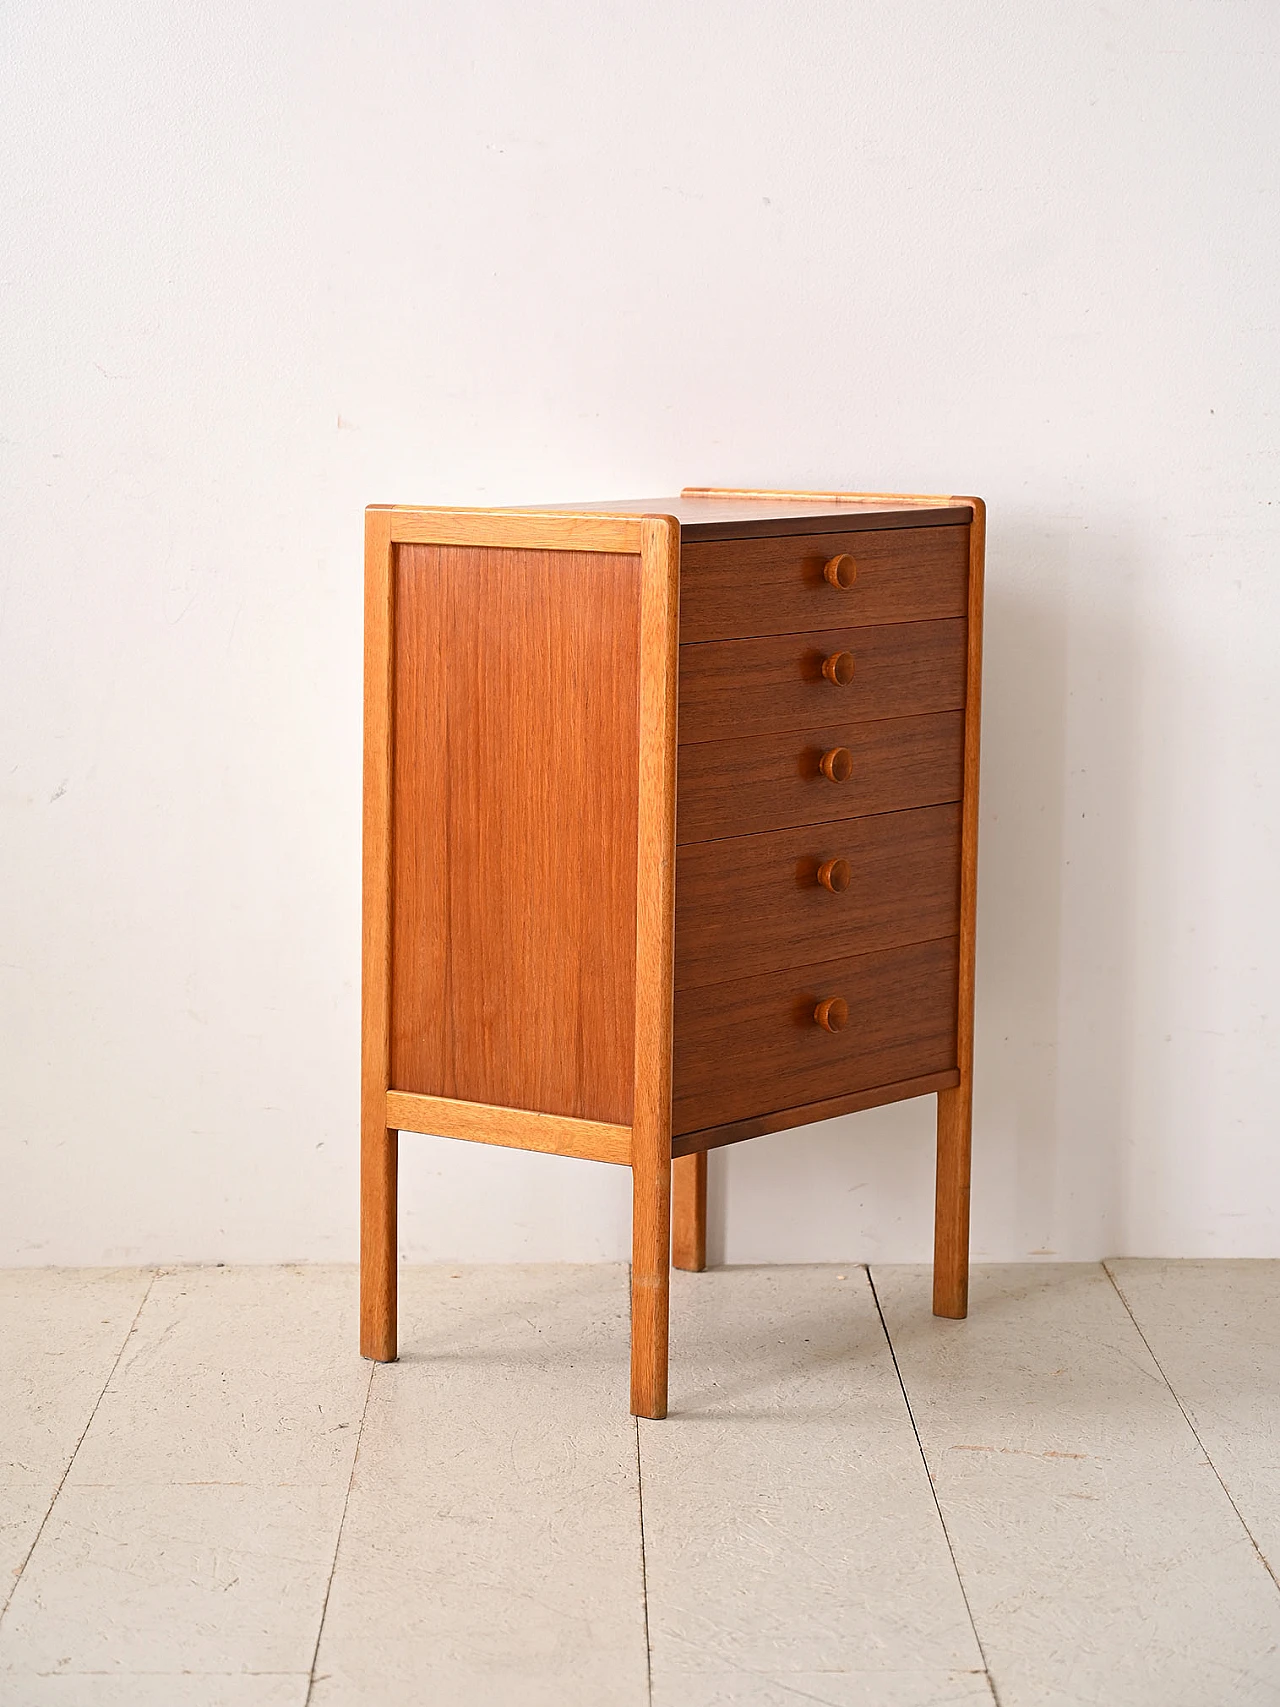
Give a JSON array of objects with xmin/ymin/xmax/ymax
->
[
  {"xmin": 671, "ymin": 1152, "xmax": 707, "ymax": 1272},
  {"xmin": 671, "ymin": 1070, "xmax": 961, "ymax": 1155},
  {"xmin": 680, "ymin": 485, "xmax": 971, "ymax": 509},
  {"xmin": 629, "ymin": 517, "xmax": 680, "ymax": 1419},
  {"xmin": 676, "ymin": 711, "xmax": 964, "ymax": 844},
  {"xmin": 679, "ymin": 525, "xmax": 969, "ymax": 643},
  {"xmin": 390, "ymin": 543, "xmax": 640, "ymax": 1124},
  {"xmin": 361, "ymin": 506, "xmax": 398, "ymax": 1362},
  {"xmin": 677, "ymin": 620, "xmax": 966, "ymax": 745},
  {"xmin": 934, "ymin": 502, "xmax": 985, "ymax": 1321},
  {"xmin": 675, "ymin": 804, "xmax": 962, "ymax": 991},
  {"xmin": 537, "ymin": 494, "xmax": 974, "ymax": 539},
  {"xmin": 385, "ymin": 1091, "xmax": 631, "ymax": 1165},
  {"xmin": 672, "ymin": 937, "xmax": 960, "ymax": 1136},
  {"xmin": 389, "ymin": 508, "xmax": 645, "ymax": 554}
]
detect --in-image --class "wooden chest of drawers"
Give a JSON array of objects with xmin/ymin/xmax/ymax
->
[{"xmin": 361, "ymin": 486, "xmax": 984, "ymax": 1417}]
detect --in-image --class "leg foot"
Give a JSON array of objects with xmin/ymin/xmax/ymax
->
[
  {"xmin": 933, "ymin": 1083, "xmax": 971, "ymax": 1318},
  {"xmin": 630, "ymin": 1155, "xmax": 671, "ymax": 1418},
  {"xmin": 672, "ymin": 1152, "xmax": 707, "ymax": 1272},
  {"xmin": 361, "ymin": 1123, "xmax": 399, "ymax": 1360}
]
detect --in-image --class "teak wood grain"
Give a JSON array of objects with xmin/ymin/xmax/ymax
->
[
  {"xmin": 390, "ymin": 542, "xmax": 640, "ymax": 1124},
  {"xmin": 542, "ymin": 494, "xmax": 974, "ymax": 540},
  {"xmin": 360, "ymin": 508, "xmax": 397, "ymax": 1363},
  {"xmin": 385, "ymin": 1090, "xmax": 630, "ymax": 1165},
  {"xmin": 676, "ymin": 711, "xmax": 964, "ymax": 845},
  {"xmin": 934, "ymin": 499, "xmax": 985, "ymax": 1321},
  {"xmin": 671, "ymin": 1152, "xmax": 707, "ymax": 1270},
  {"xmin": 674, "ymin": 803, "xmax": 962, "ymax": 991},
  {"xmin": 677, "ymin": 619, "xmax": 967, "ymax": 745},
  {"xmin": 671, "ymin": 1069, "xmax": 962, "ymax": 1156},
  {"xmin": 671, "ymin": 936, "xmax": 960, "ymax": 1135},
  {"xmin": 390, "ymin": 507, "xmax": 644, "ymax": 554},
  {"xmin": 680, "ymin": 485, "xmax": 973, "ymax": 511},
  {"xmin": 363, "ymin": 486, "xmax": 984, "ymax": 1411},
  {"xmin": 628, "ymin": 516, "xmax": 680, "ymax": 1418},
  {"xmin": 679, "ymin": 524, "xmax": 969, "ymax": 644}
]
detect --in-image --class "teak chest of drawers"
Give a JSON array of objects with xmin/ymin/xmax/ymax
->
[{"xmin": 361, "ymin": 486, "xmax": 984, "ymax": 1418}]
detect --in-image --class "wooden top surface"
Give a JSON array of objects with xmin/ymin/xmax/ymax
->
[{"xmin": 537, "ymin": 493, "xmax": 974, "ymax": 541}]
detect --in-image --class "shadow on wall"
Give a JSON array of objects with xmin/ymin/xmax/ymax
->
[{"xmin": 710, "ymin": 513, "xmax": 1141, "ymax": 1264}]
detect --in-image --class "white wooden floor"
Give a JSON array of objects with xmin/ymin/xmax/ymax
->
[{"xmin": 2, "ymin": 1262, "xmax": 1278, "ymax": 1706}]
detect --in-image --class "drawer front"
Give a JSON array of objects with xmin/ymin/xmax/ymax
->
[
  {"xmin": 679, "ymin": 525, "xmax": 969, "ymax": 644},
  {"xmin": 675, "ymin": 803, "xmax": 961, "ymax": 991},
  {"xmin": 678, "ymin": 619, "xmax": 966, "ymax": 745},
  {"xmin": 672, "ymin": 937, "xmax": 959, "ymax": 1135},
  {"xmin": 676, "ymin": 711, "xmax": 963, "ymax": 845}
]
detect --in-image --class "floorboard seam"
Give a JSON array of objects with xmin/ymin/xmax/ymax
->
[
  {"xmin": 1102, "ymin": 1259, "xmax": 1280, "ymax": 1599},
  {"xmin": 865, "ymin": 1265, "xmax": 1002, "ymax": 1707},
  {"xmin": 0, "ymin": 1266, "xmax": 158, "ymax": 1629},
  {"xmin": 304, "ymin": 1356, "xmax": 376, "ymax": 1705},
  {"xmin": 635, "ymin": 1407, "xmax": 654, "ymax": 1703}
]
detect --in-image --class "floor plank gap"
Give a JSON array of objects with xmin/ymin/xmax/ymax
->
[
  {"xmin": 867, "ymin": 1264, "xmax": 1001, "ymax": 1707},
  {"xmin": 304, "ymin": 1358, "xmax": 376, "ymax": 1707},
  {"xmin": 1102, "ymin": 1259, "xmax": 1280, "ymax": 1600},
  {"xmin": 635, "ymin": 1412, "xmax": 654, "ymax": 1707},
  {"xmin": 0, "ymin": 1267, "xmax": 157, "ymax": 1629}
]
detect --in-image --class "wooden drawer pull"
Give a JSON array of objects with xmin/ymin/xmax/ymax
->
[
  {"xmin": 814, "ymin": 997, "xmax": 849, "ymax": 1033},
  {"xmin": 822, "ymin": 650, "xmax": 856, "ymax": 685},
  {"xmin": 823, "ymin": 553, "xmax": 857, "ymax": 590},
  {"xmin": 817, "ymin": 857, "xmax": 851, "ymax": 893},
  {"xmin": 819, "ymin": 746, "xmax": 854, "ymax": 782}
]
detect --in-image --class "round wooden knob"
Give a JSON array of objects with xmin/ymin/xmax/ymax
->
[
  {"xmin": 822, "ymin": 651, "xmax": 856, "ymax": 686},
  {"xmin": 818, "ymin": 857, "xmax": 851, "ymax": 893},
  {"xmin": 824, "ymin": 553, "xmax": 857, "ymax": 589},
  {"xmin": 819, "ymin": 746, "xmax": 853, "ymax": 782},
  {"xmin": 815, "ymin": 997, "xmax": 848, "ymax": 1033}
]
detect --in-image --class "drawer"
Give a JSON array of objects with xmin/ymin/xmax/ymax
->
[
  {"xmin": 676, "ymin": 711, "xmax": 964, "ymax": 845},
  {"xmin": 678, "ymin": 619, "xmax": 966, "ymax": 745},
  {"xmin": 672, "ymin": 936, "xmax": 959, "ymax": 1135},
  {"xmin": 679, "ymin": 524, "xmax": 969, "ymax": 644},
  {"xmin": 675, "ymin": 803, "xmax": 961, "ymax": 991}
]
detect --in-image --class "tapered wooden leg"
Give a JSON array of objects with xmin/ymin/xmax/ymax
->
[
  {"xmin": 360, "ymin": 1122, "xmax": 398, "ymax": 1360},
  {"xmin": 671, "ymin": 1151, "xmax": 707, "ymax": 1272},
  {"xmin": 630, "ymin": 1154, "xmax": 671, "ymax": 1418},
  {"xmin": 933, "ymin": 1083, "xmax": 971, "ymax": 1318}
]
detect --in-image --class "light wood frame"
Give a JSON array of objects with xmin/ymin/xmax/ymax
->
[
  {"xmin": 362, "ymin": 489, "xmax": 982, "ymax": 1420},
  {"xmin": 361, "ymin": 505, "xmax": 679, "ymax": 1418}
]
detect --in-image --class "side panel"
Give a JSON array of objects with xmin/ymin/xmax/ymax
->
[{"xmin": 390, "ymin": 542, "xmax": 641, "ymax": 1125}]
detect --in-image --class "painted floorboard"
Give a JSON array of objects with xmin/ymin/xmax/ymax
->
[
  {"xmin": 640, "ymin": 1266, "xmax": 993, "ymax": 1707},
  {"xmin": 0, "ymin": 1270, "xmax": 151, "ymax": 1619},
  {"xmin": 0, "ymin": 1267, "xmax": 368, "ymax": 1696},
  {"xmin": 309, "ymin": 1264, "xmax": 648, "ymax": 1707},
  {"xmin": 874, "ymin": 1263, "xmax": 1280, "ymax": 1707},
  {"xmin": 1107, "ymin": 1259, "xmax": 1280, "ymax": 1586}
]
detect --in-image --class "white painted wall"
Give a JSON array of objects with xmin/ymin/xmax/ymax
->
[{"xmin": 3, "ymin": 2, "xmax": 1278, "ymax": 1266}]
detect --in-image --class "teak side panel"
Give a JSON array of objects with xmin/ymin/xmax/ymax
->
[
  {"xmin": 390, "ymin": 542, "xmax": 641, "ymax": 1124},
  {"xmin": 671, "ymin": 936, "xmax": 960, "ymax": 1135},
  {"xmin": 674, "ymin": 803, "xmax": 963, "ymax": 991},
  {"xmin": 676, "ymin": 710, "xmax": 964, "ymax": 845},
  {"xmin": 677, "ymin": 619, "xmax": 967, "ymax": 745},
  {"xmin": 678, "ymin": 524, "xmax": 969, "ymax": 643}
]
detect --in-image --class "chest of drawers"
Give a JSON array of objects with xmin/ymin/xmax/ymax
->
[{"xmin": 361, "ymin": 486, "xmax": 984, "ymax": 1417}]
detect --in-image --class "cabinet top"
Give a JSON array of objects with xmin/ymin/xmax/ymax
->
[{"xmin": 539, "ymin": 489, "xmax": 975, "ymax": 541}]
